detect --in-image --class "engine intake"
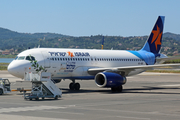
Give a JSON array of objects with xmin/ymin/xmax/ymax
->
[{"xmin": 95, "ymin": 72, "xmax": 126, "ymax": 88}]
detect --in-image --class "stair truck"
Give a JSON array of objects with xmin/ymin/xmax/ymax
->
[{"xmin": 24, "ymin": 72, "xmax": 62, "ymax": 100}]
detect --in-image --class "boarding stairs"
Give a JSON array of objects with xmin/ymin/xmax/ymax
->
[{"xmin": 24, "ymin": 72, "xmax": 62, "ymax": 100}]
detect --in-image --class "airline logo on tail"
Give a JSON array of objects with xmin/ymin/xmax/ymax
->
[
  {"xmin": 141, "ymin": 16, "xmax": 164, "ymax": 55},
  {"xmin": 151, "ymin": 25, "xmax": 162, "ymax": 51}
]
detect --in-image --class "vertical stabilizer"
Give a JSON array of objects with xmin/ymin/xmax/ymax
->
[
  {"xmin": 141, "ymin": 16, "xmax": 165, "ymax": 55},
  {"xmin": 101, "ymin": 36, "xmax": 104, "ymax": 49}
]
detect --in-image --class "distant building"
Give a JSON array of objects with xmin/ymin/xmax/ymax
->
[{"xmin": 2, "ymin": 50, "xmax": 11, "ymax": 55}]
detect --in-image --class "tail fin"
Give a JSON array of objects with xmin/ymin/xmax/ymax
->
[
  {"xmin": 141, "ymin": 16, "xmax": 165, "ymax": 55},
  {"xmin": 101, "ymin": 36, "xmax": 104, "ymax": 49}
]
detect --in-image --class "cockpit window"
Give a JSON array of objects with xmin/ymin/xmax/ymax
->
[
  {"xmin": 17, "ymin": 56, "xmax": 25, "ymax": 60},
  {"xmin": 15, "ymin": 56, "xmax": 18, "ymax": 60},
  {"xmin": 26, "ymin": 56, "xmax": 35, "ymax": 61}
]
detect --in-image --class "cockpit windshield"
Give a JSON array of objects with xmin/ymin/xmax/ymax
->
[
  {"xmin": 15, "ymin": 56, "xmax": 25, "ymax": 60},
  {"xmin": 15, "ymin": 56, "xmax": 18, "ymax": 60},
  {"xmin": 14, "ymin": 56, "xmax": 35, "ymax": 61}
]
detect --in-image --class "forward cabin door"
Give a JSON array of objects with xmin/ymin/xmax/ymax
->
[{"xmin": 41, "ymin": 51, "xmax": 50, "ymax": 68}]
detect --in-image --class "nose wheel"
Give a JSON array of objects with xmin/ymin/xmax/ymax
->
[{"xmin": 69, "ymin": 82, "xmax": 80, "ymax": 90}]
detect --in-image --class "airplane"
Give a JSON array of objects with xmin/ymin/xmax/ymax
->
[{"xmin": 7, "ymin": 16, "xmax": 180, "ymax": 92}]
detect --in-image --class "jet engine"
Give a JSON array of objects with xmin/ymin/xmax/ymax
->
[{"xmin": 95, "ymin": 72, "xmax": 126, "ymax": 88}]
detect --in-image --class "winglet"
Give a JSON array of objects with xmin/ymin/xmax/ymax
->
[{"xmin": 141, "ymin": 16, "xmax": 165, "ymax": 55}]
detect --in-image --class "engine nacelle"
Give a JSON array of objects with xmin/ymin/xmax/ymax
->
[{"xmin": 95, "ymin": 72, "xmax": 126, "ymax": 88}]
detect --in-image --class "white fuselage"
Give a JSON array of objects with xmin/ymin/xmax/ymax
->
[{"xmin": 8, "ymin": 48, "xmax": 146, "ymax": 80}]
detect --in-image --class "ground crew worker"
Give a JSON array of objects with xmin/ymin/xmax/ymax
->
[{"xmin": 1, "ymin": 80, "xmax": 5, "ymax": 87}]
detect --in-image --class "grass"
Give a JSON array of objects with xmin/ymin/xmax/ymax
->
[
  {"xmin": 146, "ymin": 70, "xmax": 180, "ymax": 73},
  {"xmin": 0, "ymin": 63, "xmax": 9, "ymax": 70},
  {"xmin": 164, "ymin": 59, "xmax": 180, "ymax": 64},
  {"xmin": 0, "ymin": 55, "xmax": 16, "ymax": 58}
]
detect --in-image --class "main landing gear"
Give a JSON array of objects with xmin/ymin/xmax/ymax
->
[
  {"xmin": 69, "ymin": 80, "xmax": 80, "ymax": 90},
  {"xmin": 111, "ymin": 85, "xmax": 123, "ymax": 93}
]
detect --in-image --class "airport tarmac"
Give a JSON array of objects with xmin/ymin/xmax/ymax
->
[{"xmin": 1, "ymin": 71, "xmax": 180, "ymax": 120}]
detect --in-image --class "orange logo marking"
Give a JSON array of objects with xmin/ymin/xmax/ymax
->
[
  {"xmin": 67, "ymin": 51, "xmax": 74, "ymax": 57},
  {"xmin": 151, "ymin": 25, "xmax": 162, "ymax": 50}
]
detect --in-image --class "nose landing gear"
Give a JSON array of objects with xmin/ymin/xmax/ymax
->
[{"xmin": 69, "ymin": 80, "xmax": 80, "ymax": 90}]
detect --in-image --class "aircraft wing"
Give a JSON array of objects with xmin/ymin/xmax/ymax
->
[{"xmin": 88, "ymin": 64, "xmax": 180, "ymax": 76}]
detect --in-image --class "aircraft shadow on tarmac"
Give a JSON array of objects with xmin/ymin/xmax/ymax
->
[
  {"xmin": 122, "ymin": 86, "xmax": 180, "ymax": 95},
  {"xmin": 61, "ymin": 88, "xmax": 112, "ymax": 94},
  {"xmin": 61, "ymin": 86, "xmax": 180, "ymax": 95},
  {"xmin": 8, "ymin": 86, "xmax": 180, "ymax": 97}
]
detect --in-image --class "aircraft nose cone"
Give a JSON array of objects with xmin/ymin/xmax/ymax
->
[
  {"xmin": 8, "ymin": 60, "xmax": 31, "ymax": 79},
  {"xmin": 8, "ymin": 62, "xmax": 19, "ymax": 76},
  {"xmin": 8, "ymin": 61, "xmax": 25, "ymax": 79}
]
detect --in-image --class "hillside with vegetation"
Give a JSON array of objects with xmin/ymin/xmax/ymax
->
[{"xmin": 0, "ymin": 27, "xmax": 180, "ymax": 56}]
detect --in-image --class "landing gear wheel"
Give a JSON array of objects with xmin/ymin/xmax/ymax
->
[
  {"xmin": 74, "ymin": 83, "xmax": 80, "ymax": 90},
  {"xmin": 117, "ymin": 85, "xmax": 123, "ymax": 92},
  {"xmin": 0, "ymin": 89, "xmax": 3, "ymax": 95},
  {"xmin": 54, "ymin": 95, "xmax": 58, "ymax": 100},
  {"xmin": 35, "ymin": 97, "xmax": 39, "ymax": 101},
  {"xmin": 69, "ymin": 82, "xmax": 80, "ymax": 90},
  {"xmin": 111, "ymin": 85, "xmax": 123, "ymax": 93},
  {"xmin": 69, "ymin": 83, "xmax": 74, "ymax": 90}
]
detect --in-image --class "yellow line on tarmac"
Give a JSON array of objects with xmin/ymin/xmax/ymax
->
[{"xmin": 11, "ymin": 89, "xmax": 31, "ymax": 92}]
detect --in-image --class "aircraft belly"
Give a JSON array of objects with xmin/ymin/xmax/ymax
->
[{"xmin": 72, "ymin": 66, "xmax": 92, "ymax": 77}]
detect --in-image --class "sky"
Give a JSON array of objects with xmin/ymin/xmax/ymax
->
[{"xmin": 0, "ymin": 0, "xmax": 180, "ymax": 37}]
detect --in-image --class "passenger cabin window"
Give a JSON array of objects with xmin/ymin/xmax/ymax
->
[{"xmin": 26, "ymin": 56, "xmax": 35, "ymax": 61}]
